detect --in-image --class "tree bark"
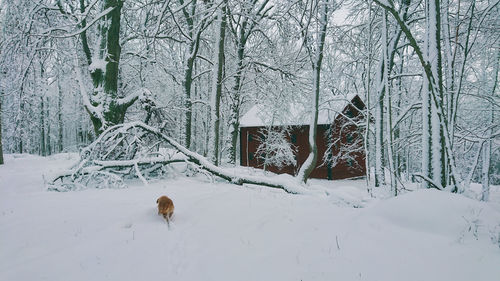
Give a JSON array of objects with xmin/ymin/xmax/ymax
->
[
  {"xmin": 180, "ymin": 0, "xmax": 204, "ymax": 149},
  {"xmin": 39, "ymin": 63, "xmax": 46, "ymax": 156},
  {"xmin": 40, "ymin": 95, "xmax": 46, "ymax": 156},
  {"xmin": 209, "ymin": 1, "xmax": 227, "ymax": 166},
  {"xmin": 428, "ymin": 0, "xmax": 447, "ymax": 190},
  {"xmin": 374, "ymin": 61, "xmax": 386, "ymax": 187},
  {"xmin": 57, "ymin": 77, "xmax": 63, "ymax": 152},
  {"xmin": 382, "ymin": 10, "xmax": 397, "ymax": 195},
  {"xmin": 364, "ymin": 0, "xmax": 374, "ymax": 190},
  {"xmin": 481, "ymin": 139, "xmax": 491, "ymax": 201},
  {"xmin": 228, "ymin": 31, "xmax": 245, "ymax": 165},
  {"xmin": 46, "ymin": 96, "xmax": 52, "ymax": 155}
]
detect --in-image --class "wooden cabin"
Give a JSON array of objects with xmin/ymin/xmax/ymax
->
[{"xmin": 239, "ymin": 94, "xmax": 366, "ymax": 180}]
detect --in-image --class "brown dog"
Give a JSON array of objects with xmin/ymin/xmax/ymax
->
[{"xmin": 156, "ymin": 195, "xmax": 174, "ymax": 224}]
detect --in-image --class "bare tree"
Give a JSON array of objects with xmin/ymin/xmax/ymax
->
[{"xmin": 226, "ymin": 0, "xmax": 273, "ymax": 164}]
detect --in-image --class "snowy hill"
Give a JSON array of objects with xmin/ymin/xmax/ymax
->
[{"xmin": 1, "ymin": 154, "xmax": 499, "ymax": 281}]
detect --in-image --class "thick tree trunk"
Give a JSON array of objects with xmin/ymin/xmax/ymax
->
[
  {"xmin": 79, "ymin": 0, "xmax": 132, "ymax": 136},
  {"xmin": 181, "ymin": 0, "xmax": 203, "ymax": 149},
  {"xmin": 228, "ymin": 41, "xmax": 245, "ymax": 165},
  {"xmin": 101, "ymin": 0, "xmax": 124, "ymax": 125},
  {"xmin": 429, "ymin": 0, "xmax": 447, "ymax": 190},
  {"xmin": 209, "ymin": 1, "xmax": 227, "ymax": 166}
]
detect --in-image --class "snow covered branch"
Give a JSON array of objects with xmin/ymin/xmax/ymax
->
[{"xmin": 35, "ymin": 6, "xmax": 115, "ymax": 38}]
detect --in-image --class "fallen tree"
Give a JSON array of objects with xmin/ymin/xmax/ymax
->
[{"xmin": 49, "ymin": 121, "xmax": 307, "ymax": 194}]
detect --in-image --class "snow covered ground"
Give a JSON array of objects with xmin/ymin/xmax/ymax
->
[{"xmin": 1, "ymin": 154, "xmax": 499, "ymax": 281}]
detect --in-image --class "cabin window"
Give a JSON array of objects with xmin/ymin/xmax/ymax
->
[
  {"xmin": 346, "ymin": 109, "xmax": 354, "ymax": 118},
  {"xmin": 347, "ymin": 159, "xmax": 353, "ymax": 167},
  {"xmin": 249, "ymin": 152, "xmax": 254, "ymax": 161},
  {"xmin": 291, "ymin": 134, "xmax": 297, "ymax": 144},
  {"xmin": 248, "ymin": 134, "xmax": 253, "ymax": 142}
]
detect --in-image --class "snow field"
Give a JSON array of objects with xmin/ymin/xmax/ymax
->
[{"xmin": 1, "ymin": 154, "xmax": 499, "ymax": 281}]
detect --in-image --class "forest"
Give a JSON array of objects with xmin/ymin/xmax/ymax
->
[{"xmin": 0, "ymin": 0, "xmax": 498, "ymax": 198}]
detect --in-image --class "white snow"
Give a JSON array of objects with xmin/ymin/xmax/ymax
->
[
  {"xmin": 88, "ymin": 58, "xmax": 107, "ymax": 73},
  {"xmin": 1, "ymin": 154, "xmax": 500, "ymax": 281}
]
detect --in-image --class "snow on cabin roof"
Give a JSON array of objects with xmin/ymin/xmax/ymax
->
[{"xmin": 240, "ymin": 93, "xmax": 360, "ymax": 128}]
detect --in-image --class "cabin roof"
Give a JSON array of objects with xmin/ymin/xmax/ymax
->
[{"xmin": 240, "ymin": 93, "xmax": 361, "ymax": 128}]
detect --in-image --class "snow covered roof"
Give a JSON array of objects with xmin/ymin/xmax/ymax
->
[{"xmin": 240, "ymin": 93, "xmax": 360, "ymax": 127}]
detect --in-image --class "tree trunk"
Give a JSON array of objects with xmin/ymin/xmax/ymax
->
[
  {"xmin": 228, "ymin": 39, "xmax": 245, "ymax": 165},
  {"xmin": 374, "ymin": 62, "xmax": 385, "ymax": 187},
  {"xmin": 57, "ymin": 77, "xmax": 63, "ymax": 152},
  {"xmin": 481, "ymin": 140, "xmax": 490, "ymax": 201},
  {"xmin": 181, "ymin": 0, "xmax": 203, "ymax": 149},
  {"xmin": 428, "ymin": 0, "xmax": 447, "ymax": 190},
  {"xmin": 101, "ymin": 0, "xmax": 124, "ymax": 125},
  {"xmin": 40, "ymin": 96, "xmax": 46, "ymax": 156},
  {"xmin": 364, "ymin": 0, "xmax": 374, "ymax": 190},
  {"xmin": 421, "ymin": 68, "xmax": 432, "ymax": 189},
  {"xmin": 382, "ymin": 10, "xmax": 397, "ymax": 195},
  {"xmin": 0, "ymin": 95, "xmax": 4, "ymax": 165},
  {"xmin": 481, "ymin": 49, "xmax": 499, "ymax": 201},
  {"xmin": 184, "ymin": 47, "xmax": 195, "ymax": 149},
  {"xmin": 373, "ymin": 21, "xmax": 391, "ymax": 188},
  {"xmin": 208, "ymin": 1, "xmax": 227, "ymax": 165},
  {"xmin": 46, "ymin": 96, "xmax": 52, "ymax": 155},
  {"xmin": 79, "ymin": 0, "xmax": 133, "ymax": 136},
  {"xmin": 297, "ymin": 0, "xmax": 329, "ymax": 184}
]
